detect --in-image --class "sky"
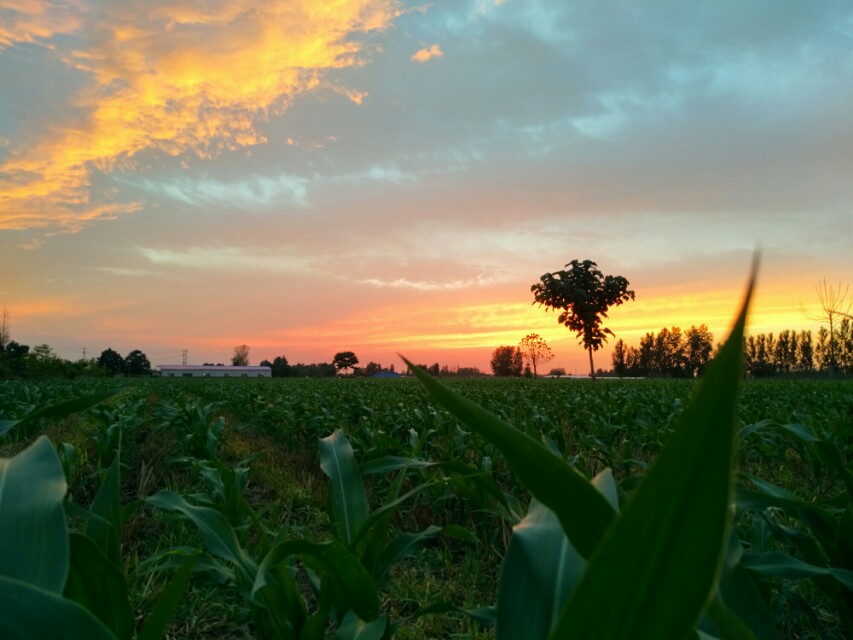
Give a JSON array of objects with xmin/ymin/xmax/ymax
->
[{"xmin": 1, "ymin": 0, "xmax": 851, "ymax": 375}]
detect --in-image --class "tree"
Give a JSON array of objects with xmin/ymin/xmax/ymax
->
[
  {"xmin": 124, "ymin": 350, "xmax": 151, "ymax": 376},
  {"xmin": 518, "ymin": 333, "xmax": 554, "ymax": 378},
  {"xmin": 232, "ymin": 344, "xmax": 250, "ymax": 366},
  {"xmin": 490, "ymin": 346, "xmax": 523, "ymax": 377},
  {"xmin": 612, "ymin": 339, "xmax": 629, "ymax": 377},
  {"xmin": 333, "ymin": 351, "xmax": 359, "ymax": 375},
  {"xmin": 363, "ymin": 361, "xmax": 382, "ymax": 377},
  {"xmin": 801, "ymin": 280, "xmax": 852, "ymax": 376},
  {"xmin": 684, "ymin": 324, "xmax": 714, "ymax": 377},
  {"xmin": 271, "ymin": 356, "xmax": 290, "ymax": 377},
  {"xmin": 532, "ymin": 259, "xmax": 635, "ymax": 380},
  {"xmin": 98, "ymin": 348, "xmax": 125, "ymax": 376}
]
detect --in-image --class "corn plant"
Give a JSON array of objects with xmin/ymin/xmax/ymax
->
[
  {"xmin": 405, "ymin": 266, "xmax": 784, "ymax": 639},
  {"xmin": 0, "ymin": 392, "xmax": 193, "ymax": 640}
]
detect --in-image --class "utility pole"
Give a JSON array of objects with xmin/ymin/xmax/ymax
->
[{"xmin": 182, "ymin": 349, "xmax": 188, "ymax": 365}]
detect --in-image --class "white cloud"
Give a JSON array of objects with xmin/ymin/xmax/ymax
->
[
  {"xmin": 139, "ymin": 246, "xmax": 313, "ymax": 272},
  {"xmin": 357, "ymin": 274, "xmax": 511, "ymax": 291}
]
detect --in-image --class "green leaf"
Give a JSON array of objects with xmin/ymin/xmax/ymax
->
[
  {"xmin": 549, "ymin": 266, "xmax": 753, "ymax": 640},
  {"xmin": 333, "ymin": 610, "xmax": 388, "ymax": 640},
  {"xmin": 320, "ymin": 430, "xmax": 369, "ymax": 546},
  {"xmin": 254, "ymin": 538, "xmax": 380, "ymax": 622},
  {"xmin": 0, "ymin": 389, "xmax": 122, "ymax": 438},
  {"xmin": 146, "ymin": 490, "xmax": 257, "ymax": 581},
  {"xmin": 64, "ymin": 533, "xmax": 134, "ymax": 640},
  {"xmin": 0, "ymin": 575, "xmax": 115, "ymax": 640},
  {"xmin": 497, "ymin": 470, "xmax": 617, "ymax": 640},
  {"xmin": 403, "ymin": 357, "xmax": 616, "ymax": 559},
  {"xmin": 741, "ymin": 552, "xmax": 853, "ymax": 590},
  {"xmin": 0, "ymin": 436, "xmax": 68, "ymax": 592},
  {"xmin": 85, "ymin": 454, "xmax": 122, "ymax": 566},
  {"xmin": 375, "ymin": 526, "xmax": 443, "ymax": 588},
  {"xmin": 138, "ymin": 552, "xmax": 199, "ymax": 640}
]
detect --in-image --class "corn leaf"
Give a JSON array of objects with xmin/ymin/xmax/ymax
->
[
  {"xmin": 0, "ymin": 436, "xmax": 68, "ymax": 593},
  {"xmin": 741, "ymin": 552, "xmax": 853, "ymax": 590},
  {"xmin": 320, "ymin": 430, "xmax": 369, "ymax": 546},
  {"xmin": 404, "ymin": 357, "xmax": 616, "ymax": 559},
  {"xmin": 64, "ymin": 533, "xmax": 134, "ymax": 640},
  {"xmin": 254, "ymin": 538, "xmax": 380, "ymax": 622},
  {"xmin": 333, "ymin": 610, "xmax": 388, "ymax": 640},
  {"xmin": 0, "ymin": 575, "xmax": 115, "ymax": 640},
  {"xmin": 85, "ymin": 453, "xmax": 122, "ymax": 567},
  {"xmin": 549, "ymin": 268, "xmax": 753, "ymax": 640},
  {"xmin": 0, "ymin": 389, "xmax": 122, "ymax": 438},
  {"xmin": 497, "ymin": 470, "xmax": 618, "ymax": 640},
  {"xmin": 146, "ymin": 490, "xmax": 256, "ymax": 578}
]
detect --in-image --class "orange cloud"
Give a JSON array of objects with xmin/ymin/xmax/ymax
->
[
  {"xmin": 410, "ymin": 44, "xmax": 443, "ymax": 63},
  {"xmin": 0, "ymin": 0, "xmax": 403, "ymax": 233}
]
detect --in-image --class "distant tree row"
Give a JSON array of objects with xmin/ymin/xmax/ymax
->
[
  {"xmin": 611, "ymin": 325, "xmax": 714, "ymax": 378},
  {"xmin": 743, "ymin": 323, "xmax": 852, "ymax": 377},
  {"xmin": 0, "ymin": 342, "xmax": 151, "ymax": 380},
  {"xmin": 610, "ymin": 321, "xmax": 853, "ymax": 378}
]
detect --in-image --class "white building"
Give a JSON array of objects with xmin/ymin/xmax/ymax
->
[{"xmin": 157, "ymin": 365, "xmax": 272, "ymax": 378}]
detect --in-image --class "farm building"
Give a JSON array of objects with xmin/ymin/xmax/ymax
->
[{"xmin": 157, "ymin": 365, "xmax": 271, "ymax": 378}]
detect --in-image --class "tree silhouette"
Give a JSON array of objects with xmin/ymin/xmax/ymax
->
[
  {"xmin": 333, "ymin": 351, "xmax": 359, "ymax": 375},
  {"xmin": 801, "ymin": 280, "xmax": 851, "ymax": 376},
  {"xmin": 491, "ymin": 346, "xmax": 523, "ymax": 377},
  {"xmin": 518, "ymin": 333, "xmax": 554, "ymax": 378},
  {"xmin": 532, "ymin": 259, "xmax": 634, "ymax": 380},
  {"xmin": 232, "ymin": 344, "xmax": 250, "ymax": 366}
]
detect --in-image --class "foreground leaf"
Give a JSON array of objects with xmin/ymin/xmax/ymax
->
[
  {"xmin": 64, "ymin": 533, "xmax": 134, "ymax": 640},
  {"xmin": 497, "ymin": 470, "xmax": 617, "ymax": 640},
  {"xmin": 0, "ymin": 575, "xmax": 115, "ymax": 640},
  {"xmin": 549, "ymin": 266, "xmax": 754, "ymax": 640},
  {"xmin": 0, "ymin": 436, "xmax": 68, "ymax": 592}
]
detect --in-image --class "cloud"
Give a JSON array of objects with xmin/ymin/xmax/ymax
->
[
  {"xmin": 139, "ymin": 246, "xmax": 314, "ymax": 273},
  {"xmin": 357, "ymin": 274, "xmax": 509, "ymax": 291},
  {"xmin": 0, "ymin": 0, "xmax": 403, "ymax": 233},
  {"xmin": 410, "ymin": 44, "xmax": 443, "ymax": 63}
]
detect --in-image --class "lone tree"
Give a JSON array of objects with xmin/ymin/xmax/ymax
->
[
  {"xmin": 232, "ymin": 344, "xmax": 250, "ymax": 366},
  {"xmin": 532, "ymin": 259, "xmax": 635, "ymax": 381},
  {"xmin": 518, "ymin": 333, "xmax": 554, "ymax": 378},
  {"xmin": 333, "ymin": 351, "xmax": 359, "ymax": 375},
  {"xmin": 490, "ymin": 345, "xmax": 523, "ymax": 377}
]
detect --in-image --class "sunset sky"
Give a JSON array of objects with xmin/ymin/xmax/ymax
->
[{"xmin": 1, "ymin": 0, "xmax": 851, "ymax": 374}]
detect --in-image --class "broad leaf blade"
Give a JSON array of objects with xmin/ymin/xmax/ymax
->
[
  {"xmin": 550, "ymin": 269, "xmax": 753, "ymax": 640},
  {"xmin": 64, "ymin": 533, "xmax": 134, "ymax": 640},
  {"xmin": 0, "ymin": 436, "xmax": 68, "ymax": 592},
  {"xmin": 0, "ymin": 575, "xmax": 115, "ymax": 640},
  {"xmin": 497, "ymin": 470, "xmax": 618, "ymax": 640},
  {"xmin": 319, "ymin": 430, "xmax": 369, "ymax": 546},
  {"xmin": 404, "ymin": 358, "xmax": 616, "ymax": 559},
  {"xmin": 254, "ymin": 538, "xmax": 380, "ymax": 622},
  {"xmin": 85, "ymin": 453, "xmax": 122, "ymax": 566}
]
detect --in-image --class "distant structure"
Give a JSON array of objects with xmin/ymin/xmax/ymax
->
[
  {"xmin": 157, "ymin": 365, "xmax": 271, "ymax": 378},
  {"xmin": 373, "ymin": 371, "xmax": 401, "ymax": 378}
]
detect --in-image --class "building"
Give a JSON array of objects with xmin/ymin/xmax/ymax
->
[{"xmin": 157, "ymin": 365, "xmax": 272, "ymax": 378}]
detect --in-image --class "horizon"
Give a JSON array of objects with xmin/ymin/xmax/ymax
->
[{"xmin": 1, "ymin": 1, "xmax": 851, "ymax": 375}]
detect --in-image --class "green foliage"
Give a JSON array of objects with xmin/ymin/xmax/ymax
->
[
  {"xmin": 490, "ymin": 345, "xmax": 523, "ymax": 377},
  {"xmin": 333, "ymin": 351, "xmax": 360, "ymax": 375},
  {"xmin": 532, "ymin": 259, "xmax": 635, "ymax": 379}
]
